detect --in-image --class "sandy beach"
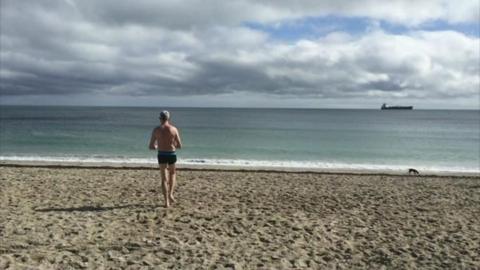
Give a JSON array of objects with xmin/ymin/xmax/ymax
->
[{"xmin": 0, "ymin": 166, "xmax": 479, "ymax": 269}]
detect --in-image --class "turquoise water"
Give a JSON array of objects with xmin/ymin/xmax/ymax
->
[{"xmin": 0, "ymin": 106, "xmax": 479, "ymax": 173}]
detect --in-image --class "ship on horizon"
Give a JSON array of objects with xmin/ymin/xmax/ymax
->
[{"xmin": 381, "ymin": 103, "xmax": 413, "ymax": 110}]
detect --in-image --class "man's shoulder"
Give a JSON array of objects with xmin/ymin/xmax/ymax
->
[
  {"xmin": 170, "ymin": 125, "xmax": 179, "ymax": 133},
  {"xmin": 164, "ymin": 123, "xmax": 177, "ymax": 130}
]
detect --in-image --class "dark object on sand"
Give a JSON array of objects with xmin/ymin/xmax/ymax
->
[
  {"xmin": 381, "ymin": 103, "xmax": 413, "ymax": 110},
  {"xmin": 408, "ymin": 168, "xmax": 420, "ymax": 175}
]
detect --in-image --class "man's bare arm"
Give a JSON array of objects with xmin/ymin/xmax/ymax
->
[
  {"xmin": 148, "ymin": 129, "xmax": 157, "ymax": 150},
  {"xmin": 175, "ymin": 130, "xmax": 182, "ymax": 149}
]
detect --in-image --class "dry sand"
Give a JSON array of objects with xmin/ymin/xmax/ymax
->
[{"xmin": 0, "ymin": 166, "xmax": 479, "ymax": 269}]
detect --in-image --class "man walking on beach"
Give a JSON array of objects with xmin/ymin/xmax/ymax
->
[{"xmin": 149, "ymin": 111, "xmax": 182, "ymax": 208}]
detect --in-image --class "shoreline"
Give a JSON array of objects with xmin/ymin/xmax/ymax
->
[{"xmin": 1, "ymin": 160, "xmax": 479, "ymax": 178}]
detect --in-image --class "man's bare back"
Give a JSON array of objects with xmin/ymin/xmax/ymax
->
[{"xmin": 149, "ymin": 123, "xmax": 182, "ymax": 151}]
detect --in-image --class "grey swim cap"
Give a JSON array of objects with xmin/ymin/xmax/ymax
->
[{"xmin": 159, "ymin": 110, "xmax": 170, "ymax": 120}]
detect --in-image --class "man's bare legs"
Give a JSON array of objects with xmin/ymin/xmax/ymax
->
[
  {"xmin": 159, "ymin": 164, "xmax": 170, "ymax": 207},
  {"xmin": 168, "ymin": 164, "xmax": 177, "ymax": 203}
]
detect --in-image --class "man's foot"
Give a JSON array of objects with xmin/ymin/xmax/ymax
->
[
  {"xmin": 164, "ymin": 201, "xmax": 170, "ymax": 208},
  {"xmin": 169, "ymin": 195, "xmax": 176, "ymax": 203}
]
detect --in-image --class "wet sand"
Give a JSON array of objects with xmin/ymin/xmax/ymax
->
[{"xmin": 0, "ymin": 166, "xmax": 479, "ymax": 269}]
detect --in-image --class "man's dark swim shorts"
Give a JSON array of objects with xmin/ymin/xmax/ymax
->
[{"xmin": 157, "ymin": 151, "xmax": 177, "ymax": 164}]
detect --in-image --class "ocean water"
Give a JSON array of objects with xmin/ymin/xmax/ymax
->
[{"xmin": 0, "ymin": 106, "xmax": 479, "ymax": 173}]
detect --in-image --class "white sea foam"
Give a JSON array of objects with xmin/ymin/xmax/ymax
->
[
  {"xmin": 1, "ymin": 155, "xmax": 478, "ymax": 175},
  {"xmin": 181, "ymin": 158, "xmax": 479, "ymax": 174},
  {"xmin": 0, "ymin": 155, "xmax": 155, "ymax": 165}
]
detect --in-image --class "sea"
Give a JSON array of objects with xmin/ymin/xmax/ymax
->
[{"xmin": 0, "ymin": 106, "xmax": 479, "ymax": 174}]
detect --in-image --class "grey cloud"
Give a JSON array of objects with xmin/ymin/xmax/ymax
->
[
  {"xmin": 1, "ymin": 0, "xmax": 479, "ymax": 104},
  {"xmin": 360, "ymin": 80, "xmax": 410, "ymax": 92},
  {"xmin": 4, "ymin": 0, "xmax": 476, "ymax": 32},
  {"xmin": 52, "ymin": 0, "xmax": 480, "ymax": 28}
]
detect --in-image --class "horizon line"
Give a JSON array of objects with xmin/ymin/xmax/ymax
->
[{"xmin": 1, "ymin": 104, "xmax": 478, "ymax": 110}]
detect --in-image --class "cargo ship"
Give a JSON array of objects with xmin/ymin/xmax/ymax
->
[{"xmin": 381, "ymin": 103, "xmax": 413, "ymax": 110}]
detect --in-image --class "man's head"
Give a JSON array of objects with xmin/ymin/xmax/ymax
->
[{"xmin": 159, "ymin": 110, "xmax": 170, "ymax": 123}]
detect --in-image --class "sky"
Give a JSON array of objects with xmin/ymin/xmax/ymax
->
[{"xmin": 0, "ymin": 0, "xmax": 479, "ymax": 109}]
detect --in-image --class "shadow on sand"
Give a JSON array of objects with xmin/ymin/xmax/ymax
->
[{"xmin": 34, "ymin": 204, "xmax": 161, "ymax": 212}]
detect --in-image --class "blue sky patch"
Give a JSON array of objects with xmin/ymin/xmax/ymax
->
[{"xmin": 245, "ymin": 16, "xmax": 480, "ymax": 40}]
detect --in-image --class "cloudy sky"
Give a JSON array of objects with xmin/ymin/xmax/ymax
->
[{"xmin": 1, "ymin": 0, "xmax": 479, "ymax": 109}]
